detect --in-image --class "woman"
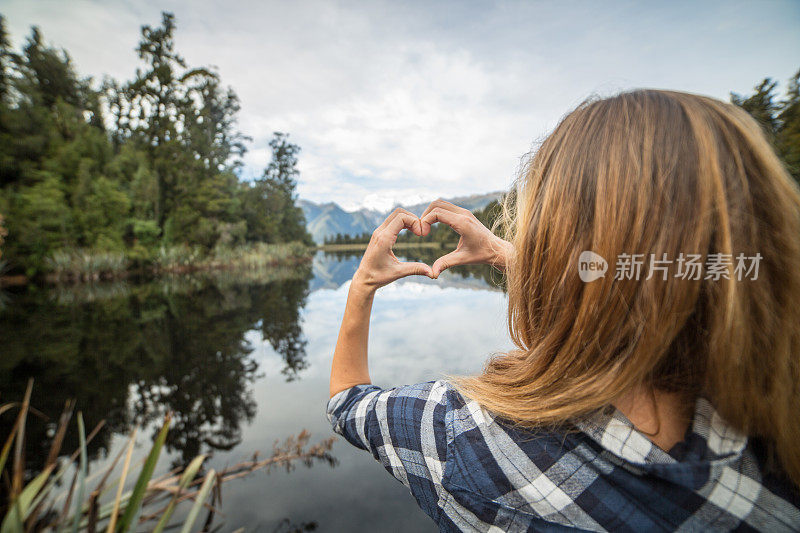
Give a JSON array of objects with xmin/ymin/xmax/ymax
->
[{"xmin": 327, "ymin": 90, "xmax": 800, "ymax": 531}]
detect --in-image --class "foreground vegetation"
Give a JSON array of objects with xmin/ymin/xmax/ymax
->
[
  {"xmin": 1, "ymin": 382, "xmax": 335, "ymax": 532},
  {"xmin": 0, "ymin": 12, "xmax": 313, "ymax": 281},
  {"xmin": 42, "ymin": 241, "xmax": 311, "ymax": 283}
]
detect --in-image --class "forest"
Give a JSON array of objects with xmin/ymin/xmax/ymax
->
[{"xmin": 0, "ymin": 12, "xmax": 312, "ymax": 281}]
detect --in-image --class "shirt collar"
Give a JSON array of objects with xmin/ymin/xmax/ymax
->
[{"xmin": 572, "ymin": 397, "xmax": 748, "ymax": 489}]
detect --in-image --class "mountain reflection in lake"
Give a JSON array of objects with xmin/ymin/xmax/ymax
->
[{"xmin": 0, "ymin": 250, "xmax": 511, "ymax": 532}]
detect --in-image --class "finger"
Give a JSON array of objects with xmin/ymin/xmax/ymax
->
[
  {"xmin": 420, "ymin": 200, "xmax": 440, "ymax": 222},
  {"xmin": 438, "ymin": 199, "xmax": 472, "ymax": 216},
  {"xmin": 431, "ymin": 250, "xmax": 467, "ymax": 278},
  {"xmin": 421, "ymin": 199, "xmax": 470, "ymax": 218},
  {"xmin": 420, "ymin": 202, "xmax": 436, "ymax": 235},
  {"xmin": 385, "ymin": 212, "xmax": 423, "ymax": 237},
  {"xmin": 377, "ymin": 207, "xmax": 415, "ymax": 232},
  {"xmin": 420, "ymin": 200, "xmax": 464, "ymax": 234},
  {"xmin": 396, "ymin": 261, "xmax": 434, "ymax": 279},
  {"xmin": 420, "ymin": 207, "xmax": 467, "ymax": 234},
  {"xmin": 421, "ymin": 200, "xmax": 452, "ymax": 235}
]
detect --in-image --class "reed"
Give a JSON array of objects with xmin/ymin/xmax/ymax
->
[
  {"xmin": 45, "ymin": 250, "xmax": 128, "ymax": 283},
  {"xmin": 152, "ymin": 242, "xmax": 312, "ymax": 274},
  {"xmin": 37, "ymin": 242, "xmax": 313, "ymax": 285},
  {"xmin": 0, "ymin": 381, "xmax": 336, "ymax": 532},
  {"xmin": 152, "ymin": 245, "xmax": 202, "ymax": 271},
  {"xmin": 205, "ymin": 242, "xmax": 311, "ymax": 270}
]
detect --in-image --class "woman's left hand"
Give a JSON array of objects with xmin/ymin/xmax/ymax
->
[
  {"xmin": 352, "ymin": 208, "xmax": 434, "ymax": 292},
  {"xmin": 420, "ymin": 199, "xmax": 512, "ymax": 277}
]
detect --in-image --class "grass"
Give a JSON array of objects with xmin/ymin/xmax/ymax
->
[
  {"xmin": 38, "ymin": 242, "xmax": 313, "ymax": 284},
  {"xmin": 46, "ymin": 250, "xmax": 129, "ymax": 283},
  {"xmin": 194, "ymin": 242, "xmax": 311, "ymax": 271},
  {"xmin": 153, "ymin": 245, "xmax": 202, "ymax": 270},
  {"xmin": 48, "ymin": 264, "xmax": 311, "ymax": 306},
  {"xmin": 1, "ymin": 381, "xmax": 336, "ymax": 532}
]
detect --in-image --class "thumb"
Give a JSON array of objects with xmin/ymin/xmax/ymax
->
[
  {"xmin": 432, "ymin": 251, "xmax": 465, "ymax": 278},
  {"xmin": 397, "ymin": 261, "xmax": 434, "ymax": 279}
]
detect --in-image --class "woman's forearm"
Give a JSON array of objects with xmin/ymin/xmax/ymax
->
[
  {"xmin": 328, "ymin": 202, "xmax": 503, "ymax": 398},
  {"xmin": 329, "ymin": 275, "xmax": 376, "ymax": 398}
]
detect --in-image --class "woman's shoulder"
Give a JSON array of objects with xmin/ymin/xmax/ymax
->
[
  {"xmin": 435, "ymin": 389, "xmax": 800, "ymax": 531},
  {"xmin": 431, "ymin": 380, "xmax": 577, "ymax": 458}
]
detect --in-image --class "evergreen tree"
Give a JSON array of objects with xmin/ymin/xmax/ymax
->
[
  {"xmin": 107, "ymin": 12, "xmax": 250, "ymax": 250},
  {"xmin": 732, "ymin": 72, "xmax": 800, "ymax": 184},
  {"xmin": 0, "ymin": 20, "xmax": 114, "ymax": 269},
  {"xmin": 777, "ymin": 71, "xmax": 800, "ymax": 181},
  {"xmin": 731, "ymin": 79, "xmax": 779, "ymax": 136},
  {"xmin": 0, "ymin": 12, "xmax": 314, "ymax": 276},
  {"xmin": 109, "ymin": 12, "xmax": 186, "ymax": 228},
  {"xmin": 243, "ymin": 133, "xmax": 313, "ymax": 246}
]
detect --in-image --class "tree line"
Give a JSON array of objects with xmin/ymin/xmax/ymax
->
[{"xmin": 0, "ymin": 12, "xmax": 312, "ymax": 278}]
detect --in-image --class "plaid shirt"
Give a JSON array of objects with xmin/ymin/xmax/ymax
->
[{"xmin": 327, "ymin": 380, "xmax": 800, "ymax": 532}]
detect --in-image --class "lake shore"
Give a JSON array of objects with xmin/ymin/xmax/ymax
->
[
  {"xmin": 0, "ymin": 241, "xmax": 314, "ymax": 287},
  {"xmin": 1, "ymin": 241, "xmax": 461, "ymax": 287}
]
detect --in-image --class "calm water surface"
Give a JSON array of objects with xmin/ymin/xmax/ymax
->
[{"xmin": 0, "ymin": 251, "xmax": 511, "ymax": 531}]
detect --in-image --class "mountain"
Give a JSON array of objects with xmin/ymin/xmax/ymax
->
[
  {"xmin": 298, "ymin": 201, "xmax": 385, "ymax": 244},
  {"xmin": 400, "ymin": 192, "xmax": 504, "ymax": 217},
  {"xmin": 300, "ymin": 191, "xmax": 503, "ymax": 243}
]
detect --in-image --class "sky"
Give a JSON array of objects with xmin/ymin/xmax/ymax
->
[{"xmin": 3, "ymin": 1, "xmax": 800, "ymax": 211}]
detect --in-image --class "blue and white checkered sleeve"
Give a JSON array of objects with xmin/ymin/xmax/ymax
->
[{"xmin": 326, "ymin": 380, "xmax": 451, "ymax": 520}]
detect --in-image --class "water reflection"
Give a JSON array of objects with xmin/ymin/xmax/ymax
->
[
  {"xmin": 0, "ymin": 265, "xmax": 313, "ymax": 469},
  {"xmin": 310, "ymin": 252, "xmax": 361, "ymax": 291},
  {"xmin": 318, "ymin": 247, "xmax": 505, "ymax": 292},
  {"xmin": 0, "ymin": 251, "xmax": 506, "ymax": 531}
]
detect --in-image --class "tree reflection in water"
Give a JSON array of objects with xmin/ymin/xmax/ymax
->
[
  {"xmin": 0, "ymin": 264, "xmax": 313, "ymax": 471},
  {"xmin": 272, "ymin": 518, "xmax": 319, "ymax": 532}
]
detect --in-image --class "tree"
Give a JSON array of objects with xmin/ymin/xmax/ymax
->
[
  {"xmin": 0, "ymin": 20, "xmax": 97, "ymax": 187},
  {"xmin": 732, "ymin": 70, "xmax": 800, "ymax": 184},
  {"xmin": 0, "ymin": 13, "xmax": 312, "ymax": 276},
  {"xmin": 0, "ymin": 21, "xmax": 109, "ymax": 272},
  {"xmin": 73, "ymin": 176, "xmax": 131, "ymax": 250},
  {"xmin": 243, "ymin": 133, "xmax": 313, "ymax": 245},
  {"xmin": 107, "ymin": 12, "xmax": 186, "ymax": 227},
  {"xmin": 777, "ymin": 71, "xmax": 800, "ymax": 181},
  {"xmin": 6, "ymin": 172, "xmax": 75, "ymax": 270},
  {"xmin": 0, "ymin": 16, "xmax": 11, "ymax": 103},
  {"xmin": 107, "ymin": 13, "xmax": 255, "ymax": 251}
]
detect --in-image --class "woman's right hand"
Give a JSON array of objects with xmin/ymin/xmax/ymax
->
[{"xmin": 420, "ymin": 199, "xmax": 513, "ymax": 278}]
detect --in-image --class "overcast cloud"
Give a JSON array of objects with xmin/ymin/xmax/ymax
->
[{"xmin": 4, "ymin": 0, "xmax": 800, "ymax": 210}]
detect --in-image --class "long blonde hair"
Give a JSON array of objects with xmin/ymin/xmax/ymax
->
[{"xmin": 454, "ymin": 90, "xmax": 800, "ymax": 487}]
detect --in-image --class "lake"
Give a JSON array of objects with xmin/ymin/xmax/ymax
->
[{"xmin": 0, "ymin": 250, "xmax": 511, "ymax": 532}]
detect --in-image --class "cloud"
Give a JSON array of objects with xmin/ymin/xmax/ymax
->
[{"xmin": 4, "ymin": 0, "xmax": 800, "ymax": 208}]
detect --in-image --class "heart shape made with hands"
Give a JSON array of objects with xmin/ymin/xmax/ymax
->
[{"xmin": 357, "ymin": 199, "xmax": 508, "ymax": 289}]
